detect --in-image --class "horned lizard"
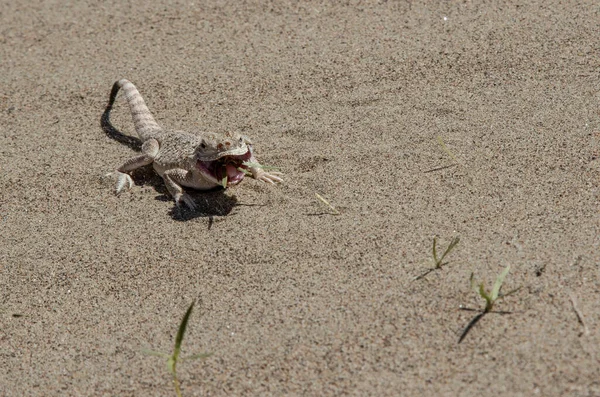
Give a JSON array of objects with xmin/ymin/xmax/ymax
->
[{"xmin": 101, "ymin": 79, "xmax": 282, "ymax": 209}]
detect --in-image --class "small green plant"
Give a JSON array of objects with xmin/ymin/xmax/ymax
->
[
  {"xmin": 414, "ymin": 236, "xmax": 460, "ymax": 280},
  {"xmin": 459, "ymin": 265, "xmax": 521, "ymax": 343},
  {"xmin": 470, "ymin": 265, "xmax": 520, "ymax": 313},
  {"xmin": 143, "ymin": 301, "xmax": 212, "ymax": 397}
]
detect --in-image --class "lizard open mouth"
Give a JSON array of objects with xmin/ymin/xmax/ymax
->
[{"xmin": 196, "ymin": 150, "xmax": 252, "ymax": 187}]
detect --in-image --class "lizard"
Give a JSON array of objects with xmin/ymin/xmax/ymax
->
[{"xmin": 100, "ymin": 79, "xmax": 283, "ymax": 209}]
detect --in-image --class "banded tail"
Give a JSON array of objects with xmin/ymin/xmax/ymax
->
[{"xmin": 101, "ymin": 79, "xmax": 161, "ymax": 147}]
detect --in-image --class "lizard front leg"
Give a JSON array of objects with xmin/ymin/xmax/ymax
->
[
  {"xmin": 242, "ymin": 141, "xmax": 283, "ymax": 184},
  {"xmin": 247, "ymin": 154, "xmax": 283, "ymax": 184},
  {"xmin": 161, "ymin": 168, "xmax": 197, "ymax": 209},
  {"xmin": 111, "ymin": 139, "xmax": 159, "ymax": 194}
]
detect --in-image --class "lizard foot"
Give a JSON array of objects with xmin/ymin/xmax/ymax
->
[
  {"xmin": 254, "ymin": 169, "xmax": 284, "ymax": 184},
  {"xmin": 175, "ymin": 192, "xmax": 197, "ymax": 210},
  {"xmin": 104, "ymin": 171, "xmax": 134, "ymax": 194}
]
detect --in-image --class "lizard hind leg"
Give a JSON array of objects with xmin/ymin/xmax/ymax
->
[
  {"xmin": 111, "ymin": 138, "xmax": 160, "ymax": 195},
  {"xmin": 161, "ymin": 168, "xmax": 197, "ymax": 210}
]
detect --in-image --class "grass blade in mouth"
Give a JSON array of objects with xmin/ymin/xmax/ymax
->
[
  {"xmin": 242, "ymin": 161, "xmax": 280, "ymax": 171},
  {"xmin": 237, "ymin": 167, "xmax": 253, "ymax": 176},
  {"xmin": 221, "ymin": 175, "xmax": 228, "ymax": 188}
]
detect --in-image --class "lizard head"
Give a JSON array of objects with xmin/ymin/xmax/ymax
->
[{"xmin": 194, "ymin": 131, "xmax": 253, "ymax": 187}]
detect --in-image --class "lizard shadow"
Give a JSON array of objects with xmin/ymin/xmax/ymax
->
[
  {"xmin": 166, "ymin": 189, "xmax": 239, "ymax": 221},
  {"xmin": 100, "ymin": 104, "xmax": 143, "ymax": 151},
  {"xmin": 125, "ymin": 167, "xmax": 238, "ymax": 221},
  {"xmin": 124, "ymin": 168, "xmax": 237, "ymax": 222}
]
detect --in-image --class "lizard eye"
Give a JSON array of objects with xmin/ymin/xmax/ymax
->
[{"xmin": 200, "ymin": 141, "xmax": 206, "ymax": 149}]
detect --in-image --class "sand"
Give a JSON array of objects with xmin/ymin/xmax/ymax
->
[{"xmin": 1, "ymin": 0, "xmax": 600, "ymax": 395}]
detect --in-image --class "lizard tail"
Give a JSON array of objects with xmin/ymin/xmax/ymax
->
[{"xmin": 101, "ymin": 79, "xmax": 161, "ymax": 142}]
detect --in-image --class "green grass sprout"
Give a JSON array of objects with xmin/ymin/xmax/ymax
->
[
  {"xmin": 470, "ymin": 265, "xmax": 520, "ymax": 313},
  {"xmin": 414, "ymin": 236, "xmax": 460, "ymax": 280},
  {"xmin": 143, "ymin": 301, "xmax": 212, "ymax": 397},
  {"xmin": 315, "ymin": 193, "xmax": 340, "ymax": 215},
  {"xmin": 458, "ymin": 265, "xmax": 521, "ymax": 343}
]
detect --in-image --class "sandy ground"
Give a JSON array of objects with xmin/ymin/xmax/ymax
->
[{"xmin": 1, "ymin": 0, "xmax": 600, "ymax": 395}]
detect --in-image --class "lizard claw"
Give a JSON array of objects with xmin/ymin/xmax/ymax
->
[
  {"xmin": 175, "ymin": 193, "xmax": 197, "ymax": 210},
  {"xmin": 115, "ymin": 172, "xmax": 134, "ymax": 194}
]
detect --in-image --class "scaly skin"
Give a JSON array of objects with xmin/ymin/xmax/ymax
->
[{"xmin": 101, "ymin": 79, "xmax": 282, "ymax": 209}]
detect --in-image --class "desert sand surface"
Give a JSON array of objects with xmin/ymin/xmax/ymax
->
[{"xmin": 2, "ymin": 1, "xmax": 600, "ymax": 396}]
